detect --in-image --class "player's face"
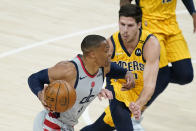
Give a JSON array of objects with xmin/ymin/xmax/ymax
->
[
  {"xmin": 119, "ymin": 16, "xmax": 141, "ymax": 43},
  {"xmin": 94, "ymin": 40, "xmax": 111, "ymax": 67}
]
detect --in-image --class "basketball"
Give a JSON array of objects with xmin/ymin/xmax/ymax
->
[{"xmin": 44, "ymin": 80, "xmax": 76, "ymax": 112}]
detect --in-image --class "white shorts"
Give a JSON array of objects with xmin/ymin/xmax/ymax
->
[{"xmin": 33, "ymin": 110, "xmax": 74, "ymax": 131}]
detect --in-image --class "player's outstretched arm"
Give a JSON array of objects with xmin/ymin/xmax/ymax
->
[
  {"xmin": 28, "ymin": 61, "xmax": 76, "ymax": 108},
  {"xmin": 135, "ymin": 35, "xmax": 160, "ymax": 107}
]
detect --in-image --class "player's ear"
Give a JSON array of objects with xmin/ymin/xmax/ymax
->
[{"xmin": 88, "ymin": 50, "xmax": 96, "ymax": 59}]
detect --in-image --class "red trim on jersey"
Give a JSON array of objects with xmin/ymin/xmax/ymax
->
[
  {"xmin": 44, "ymin": 129, "xmax": 49, "ymax": 131},
  {"xmin": 48, "ymin": 112, "xmax": 57, "ymax": 118},
  {"xmin": 77, "ymin": 55, "xmax": 98, "ymax": 78},
  {"xmin": 44, "ymin": 119, "xmax": 61, "ymax": 130}
]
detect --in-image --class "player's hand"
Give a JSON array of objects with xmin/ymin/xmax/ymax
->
[
  {"xmin": 38, "ymin": 84, "xmax": 50, "ymax": 110},
  {"xmin": 121, "ymin": 71, "xmax": 135, "ymax": 91},
  {"xmin": 129, "ymin": 102, "xmax": 141, "ymax": 120},
  {"xmin": 98, "ymin": 89, "xmax": 113, "ymax": 101},
  {"xmin": 192, "ymin": 12, "xmax": 196, "ymax": 33}
]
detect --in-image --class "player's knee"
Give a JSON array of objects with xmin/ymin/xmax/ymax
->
[
  {"xmin": 171, "ymin": 59, "xmax": 194, "ymax": 85},
  {"xmin": 177, "ymin": 70, "xmax": 194, "ymax": 85},
  {"xmin": 181, "ymin": 72, "xmax": 193, "ymax": 85}
]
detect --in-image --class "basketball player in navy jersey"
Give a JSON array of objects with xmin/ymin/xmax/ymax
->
[{"xmin": 28, "ymin": 34, "xmax": 139, "ymax": 131}]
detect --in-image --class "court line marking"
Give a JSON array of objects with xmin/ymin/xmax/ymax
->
[
  {"xmin": 0, "ymin": 9, "xmax": 195, "ymax": 125},
  {"xmin": 0, "ymin": 9, "xmax": 190, "ymax": 59},
  {"xmin": 81, "ymin": 107, "xmax": 92, "ymax": 125},
  {"xmin": 0, "ymin": 23, "xmax": 117, "ymax": 58},
  {"xmin": 176, "ymin": 10, "xmax": 187, "ymax": 14}
]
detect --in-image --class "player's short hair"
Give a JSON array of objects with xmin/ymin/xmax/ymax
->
[
  {"xmin": 81, "ymin": 35, "xmax": 106, "ymax": 55},
  {"xmin": 119, "ymin": 4, "xmax": 142, "ymax": 23},
  {"xmin": 120, "ymin": 0, "xmax": 132, "ymax": 7}
]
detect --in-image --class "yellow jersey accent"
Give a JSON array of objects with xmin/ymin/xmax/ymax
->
[
  {"xmin": 103, "ymin": 29, "xmax": 153, "ymax": 127},
  {"xmin": 110, "ymin": 29, "xmax": 152, "ymax": 107},
  {"xmin": 138, "ymin": 0, "xmax": 191, "ymax": 67},
  {"xmin": 139, "ymin": 0, "xmax": 177, "ymax": 20}
]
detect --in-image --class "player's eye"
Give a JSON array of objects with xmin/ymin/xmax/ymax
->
[
  {"xmin": 121, "ymin": 23, "xmax": 125, "ymax": 26},
  {"xmin": 128, "ymin": 24, "xmax": 134, "ymax": 27}
]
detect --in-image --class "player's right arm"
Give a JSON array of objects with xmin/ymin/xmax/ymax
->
[
  {"xmin": 135, "ymin": 36, "xmax": 160, "ymax": 107},
  {"xmin": 28, "ymin": 61, "xmax": 76, "ymax": 108},
  {"xmin": 129, "ymin": 36, "xmax": 160, "ymax": 120}
]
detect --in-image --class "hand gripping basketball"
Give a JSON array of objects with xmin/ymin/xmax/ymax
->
[{"xmin": 44, "ymin": 80, "xmax": 76, "ymax": 112}]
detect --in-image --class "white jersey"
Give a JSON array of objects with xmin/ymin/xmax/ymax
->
[
  {"xmin": 33, "ymin": 55, "xmax": 105, "ymax": 131},
  {"xmin": 58, "ymin": 55, "xmax": 104, "ymax": 126}
]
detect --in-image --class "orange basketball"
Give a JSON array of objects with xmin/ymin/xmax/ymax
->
[{"xmin": 44, "ymin": 80, "xmax": 76, "ymax": 112}]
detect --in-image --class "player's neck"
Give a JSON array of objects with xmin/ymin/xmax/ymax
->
[{"xmin": 81, "ymin": 56, "xmax": 99, "ymax": 75}]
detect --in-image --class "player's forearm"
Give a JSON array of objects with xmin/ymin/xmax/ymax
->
[
  {"xmin": 182, "ymin": 0, "xmax": 196, "ymax": 15},
  {"xmin": 137, "ymin": 62, "xmax": 159, "ymax": 107},
  {"xmin": 136, "ymin": 85, "xmax": 155, "ymax": 107},
  {"xmin": 27, "ymin": 69, "xmax": 50, "ymax": 96},
  {"xmin": 106, "ymin": 62, "xmax": 127, "ymax": 79}
]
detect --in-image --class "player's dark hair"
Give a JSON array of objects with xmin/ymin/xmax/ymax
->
[
  {"xmin": 120, "ymin": 0, "xmax": 132, "ymax": 7},
  {"xmin": 119, "ymin": 4, "xmax": 142, "ymax": 23},
  {"xmin": 81, "ymin": 35, "xmax": 106, "ymax": 55}
]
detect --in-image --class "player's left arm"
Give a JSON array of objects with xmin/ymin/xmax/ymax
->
[
  {"xmin": 181, "ymin": 0, "xmax": 196, "ymax": 33},
  {"xmin": 136, "ymin": 35, "xmax": 160, "ymax": 107}
]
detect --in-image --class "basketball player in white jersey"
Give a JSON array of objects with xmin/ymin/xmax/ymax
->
[{"xmin": 28, "ymin": 35, "xmax": 139, "ymax": 131}]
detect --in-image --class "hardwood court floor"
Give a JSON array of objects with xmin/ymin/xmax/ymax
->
[{"xmin": 0, "ymin": 0, "xmax": 195, "ymax": 131}]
